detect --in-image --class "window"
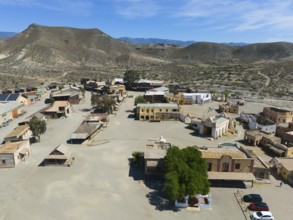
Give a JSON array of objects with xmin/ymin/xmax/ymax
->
[
  {"xmin": 146, "ymin": 109, "xmax": 149, "ymax": 113},
  {"xmin": 222, "ymin": 163, "xmax": 229, "ymax": 172},
  {"xmin": 160, "ymin": 109, "xmax": 162, "ymax": 112},
  {"xmin": 235, "ymin": 163, "xmax": 240, "ymax": 169},
  {"xmin": 166, "ymin": 109, "xmax": 168, "ymax": 112},
  {"xmin": 208, "ymin": 163, "xmax": 212, "ymax": 171},
  {"xmin": 172, "ymin": 109, "xmax": 178, "ymax": 112}
]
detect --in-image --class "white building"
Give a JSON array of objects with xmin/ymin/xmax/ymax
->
[
  {"xmin": 191, "ymin": 116, "xmax": 229, "ymax": 139},
  {"xmin": 183, "ymin": 93, "xmax": 211, "ymax": 104},
  {"xmin": 0, "ymin": 102, "xmax": 26, "ymax": 126}
]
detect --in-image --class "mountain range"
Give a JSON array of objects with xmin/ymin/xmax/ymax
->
[{"xmin": 0, "ymin": 24, "xmax": 293, "ymax": 73}]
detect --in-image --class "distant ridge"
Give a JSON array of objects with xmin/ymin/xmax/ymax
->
[
  {"xmin": 118, "ymin": 37, "xmax": 249, "ymax": 47},
  {"xmin": 0, "ymin": 31, "xmax": 17, "ymax": 39}
]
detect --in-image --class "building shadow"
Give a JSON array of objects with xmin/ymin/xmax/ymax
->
[
  {"xmin": 210, "ymin": 180, "xmax": 246, "ymax": 189},
  {"xmin": 127, "ymin": 114, "xmax": 135, "ymax": 119}
]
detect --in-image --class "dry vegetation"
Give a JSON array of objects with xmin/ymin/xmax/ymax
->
[{"xmin": 0, "ymin": 24, "xmax": 292, "ymax": 99}]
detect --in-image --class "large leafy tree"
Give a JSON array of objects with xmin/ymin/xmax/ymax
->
[
  {"xmin": 134, "ymin": 95, "xmax": 147, "ymax": 106},
  {"xmin": 123, "ymin": 70, "xmax": 140, "ymax": 89},
  {"xmin": 29, "ymin": 116, "xmax": 47, "ymax": 142},
  {"xmin": 91, "ymin": 93, "xmax": 116, "ymax": 114},
  {"xmin": 163, "ymin": 146, "xmax": 210, "ymax": 201}
]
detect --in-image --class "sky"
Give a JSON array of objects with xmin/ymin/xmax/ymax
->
[{"xmin": 0, "ymin": 0, "xmax": 293, "ymax": 43}]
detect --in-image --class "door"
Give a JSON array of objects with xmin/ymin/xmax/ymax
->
[{"xmin": 222, "ymin": 163, "xmax": 229, "ymax": 172}]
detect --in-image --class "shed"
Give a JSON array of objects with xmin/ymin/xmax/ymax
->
[{"xmin": 43, "ymin": 144, "xmax": 74, "ymax": 167}]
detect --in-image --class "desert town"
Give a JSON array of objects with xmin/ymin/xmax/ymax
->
[{"xmin": 0, "ymin": 77, "xmax": 293, "ymax": 220}]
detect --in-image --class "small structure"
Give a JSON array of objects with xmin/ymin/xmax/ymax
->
[
  {"xmin": 70, "ymin": 114, "xmax": 107, "ymax": 144},
  {"xmin": 111, "ymin": 78, "xmax": 124, "ymax": 85},
  {"xmin": 4, "ymin": 124, "xmax": 32, "ymax": 143},
  {"xmin": 263, "ymin": 107, "xmax": 293, "ymax": 124},
  {"xmin": 0, "ymin": 140, "xmax": 30, "ymax": 168},
  {"xmin": 50, "ymin": 86, "xmax": 83, "ymax": 104},
  {"xmin": 270, "ymin": 157, "xmax": 293, "ymax": 184},
  {"xmin": 183, "ymin": 93, "xmax": 211, "ymax": 104},
  {"xmin": 42, "ymin": 101, "xmax": 72, "ymax": 119},
  {"xmin": 191, "ymin": 115, "xmax": 229, "ymax": 139},
  {"xmin": 144, "ymin": 137, "xmax": 171, "ymax": 175},
  {"xmin": 109, "ymin": 85, "xmax": 126, "ymax": 97},
  {"xmin": 219, "ymin": 102, "xmax": 239, "ymax": 114},
  {"xmin": 136, "ymin": 103, "xmax": 180, "ymax": 121},
  {"xmin": 43, "ymin": 144, "xmax": 74, "ymax": 167},
  {"xmin": 133, "ymin": 79, "xmax": 164, "ymax": 91}
]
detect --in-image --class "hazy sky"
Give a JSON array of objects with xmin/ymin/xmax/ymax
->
[{"xmin": 1, "ymin": 0, "xmax": 293, "ymax": 43}]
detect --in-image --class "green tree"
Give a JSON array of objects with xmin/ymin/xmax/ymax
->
[
  {"xmin": 91, "ymin": 93, "xmax": 116, "ymax": 114},
  {"xmin": 134, "ymin": 95, "xmax": 147, "ymax": 105},
  {"xmin": 123, "ymin": 70, "xmax": 140, "ymax": 89},
  {"xmin": 163, "ymin": 146, "xmax": 210, "ymax": 201},
  {"xmin": 29, "ymin": 116, "xmax": 47, "ymax": 142}
]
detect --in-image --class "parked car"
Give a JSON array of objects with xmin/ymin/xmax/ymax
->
[
  {"xmin": 243, "ymin": 194, "xmax": 262, "ymax": 203},
  {"xmin": 250, "ymin": 211, "xmax": 274, "ymax": 220},
  {"xmin": 248, "ymin": 202, "xmax": 269, "ymax": 211}
]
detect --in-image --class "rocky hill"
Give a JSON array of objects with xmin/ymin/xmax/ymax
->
[{"xmin": 0, "ymin": 24, "xmax": 165, "ymax": 69}]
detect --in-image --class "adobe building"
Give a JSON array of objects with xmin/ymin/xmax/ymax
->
[
  {"xmin": 197, "ymin": 144, "xmax": 256, "ymax": 186},
  {"xmin": 143, "ymin": 91, "xmax": 167, "ymax": 103},
  {"xmin": 271, "ymin": 157, "xmax": 293, "ymax": 185},
  {"xmin": 0, "ymin": 140, "xmax": 30, "ymax": 168},
  {"xmin": 263, "ymin": 107, "xmax": 293, "ymax": 124},
  {"xmin": 276, "ymin": 123, "xmax": 293, "ymax": 147},
  {"xmin": 136, "ymin": 103, "xmax": 180, "ymax": 121},
  {"xmin": 42, "ymin": 101, "xmax": 72, "ymax": 119},
  {"xmin": 219, "ymin": 102, "xmax": 239, "ymax": 114},
  {"xmin": 4, "ymin": 124, "xmax": 32, "ymax": 143}
]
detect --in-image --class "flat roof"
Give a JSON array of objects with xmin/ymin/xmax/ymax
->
[
  {"xmin": 137, "ymin": 103, "xmax": 179, "ymax": 108},
  {"xmin": 45, "ymin": 101, "xmax": 69, "ymax": 112},
  {"xmin": 275, "ymin": 158, "xmax": 293, "ymax": 171},
  {"xmin": 0, "ymin": 102, "xmax": 24, "ymax": 115},
  {"xmin": 208, "ymin": 172, "xmax": 256, "ymax": 181},
  {"xmin": 0, "ymin": 140, "xmax": 28, "ymax": 154},
  {"xmin": 201, "ymin": 148, "xmax": 247, "ymax": 159},
  {"xmin": 144, "ymin": 142, "xmax": 171, "ymax": 159},
  {"xmin": 5, "ymin": 124, "xmax": 30, "ymax": 139},
  {"xmin": 144, "ymin": 91, "xmax": 166, "ymax": 96}
]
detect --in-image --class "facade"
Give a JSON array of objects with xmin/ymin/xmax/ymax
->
[
  {"xmin": 0, "ymin": 102, "xmax": 26, "ymax": 126},
  {"xmin": 191, "ymin": 116, "xmax": 229, "ymax": 139},
  {"xmin": 199, "ymin": 146, "xmax": 254, "ymax": 173},
  {"xmin": 0, "ymin": 140, "xmax": 30, "ymax": 168},
  {"xmin": 183, "ymin": 93, "xmax": 211, "ymax": 104},
  {"xmin": 136, "ymin": 103, "xmax": 180, "ymax": 121},
  {"xmin": 42, "ymin": 101, "xmax": 72, "ymax": 118},
  {"xmin": 43, "ymin": 144, "xmax": 74, "ymax": 167},
  {"xmin": 219, "ymin": 102, "xmax": 239, "ymax": 114},
  {"xmin": 272, "ymin": 157, "xmax": 293, "ymax": 184},
  {"xmin": 144, "ymin": 141, "xmax": 171, "ymax": 175},
  {"xmin": 109, "ymin": 85, "xmax": 126, "ymax": 97},
  {"xmin": 4, "ymin": 124, "xmax": 32, "ymax": 143},
  {"xmin": 263, "ymin": 107, "xmax": 293, "ymax": 124}
]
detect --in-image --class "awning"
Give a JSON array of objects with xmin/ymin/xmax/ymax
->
[{"xmin": 208, "ymin": 172, "xmax": 256, "ymax": 181}]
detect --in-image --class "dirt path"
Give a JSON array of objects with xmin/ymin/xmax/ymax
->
[{"xmin": 257, "ymin": 71, "xmax": 270, "ymax": 87}]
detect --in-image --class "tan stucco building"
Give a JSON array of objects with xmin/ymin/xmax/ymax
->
[
  {"xmin": 136, "ymin": 103, "xmax": 180, "ymax": 121},
  {"xmin": 0, "ymin": 140, "xmax": 30, "ymax": 168},
  {"xmin": 200, "ymin": 147, "xmax": 254, "ymax": 173},
  {"xmin": 263, "ymin": 107, "xmax": 293, "ymax": 124},
  {"xmin": 273, "ymin": 157, "xmax": 293, "ymax": 184}
]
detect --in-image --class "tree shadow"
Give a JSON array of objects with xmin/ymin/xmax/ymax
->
[{"xmin": 128, "ymin": 158, "xmax": 180, "ymax": 212}]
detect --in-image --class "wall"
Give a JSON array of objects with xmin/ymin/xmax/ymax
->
[{"xmin": 0, "ymin": 154, "xmax": 15, "ymax": 168}]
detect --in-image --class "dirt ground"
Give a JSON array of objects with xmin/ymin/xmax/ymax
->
[{"xmin": 0, "ymin": 91, "xmax": 292, "ymax": 220}]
